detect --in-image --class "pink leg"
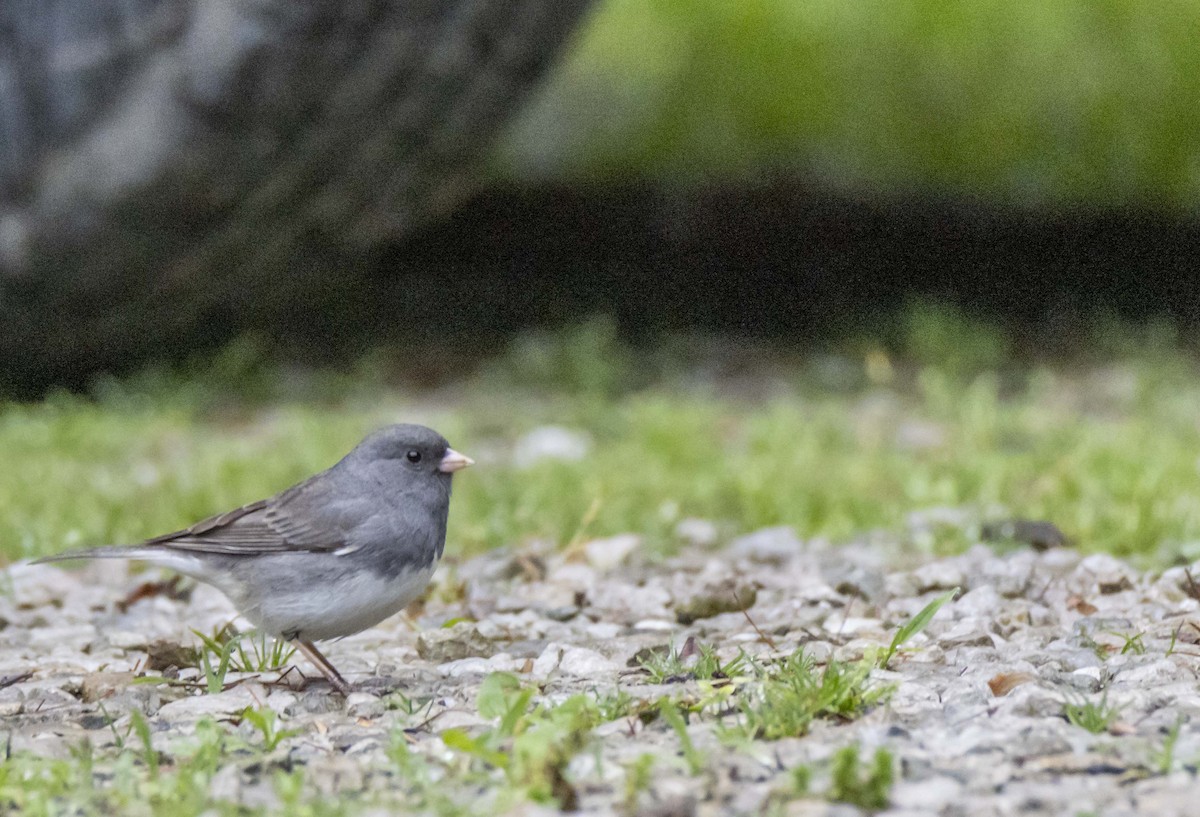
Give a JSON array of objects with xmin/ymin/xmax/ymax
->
[{"xmin": 291, "ymin": 639, "xmax": 351, "ymax": 695}]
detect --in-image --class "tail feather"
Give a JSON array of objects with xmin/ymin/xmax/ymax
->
[
  {"xmin": 31, "ymin": 547, "xmax": 216, "ymax": 586},
  {"xmin": 31, "ymin": 546, "xmax": 151, "ymax": 565}
]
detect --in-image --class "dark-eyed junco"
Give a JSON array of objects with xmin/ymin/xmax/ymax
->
[{"xmin": 34, "ymin": 424, "xmax": 473, "ymax": 695}]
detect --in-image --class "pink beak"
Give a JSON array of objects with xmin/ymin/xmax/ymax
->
[{"xmin": 438, "ymin": 448, "xmax": 475, "ymax": 473}]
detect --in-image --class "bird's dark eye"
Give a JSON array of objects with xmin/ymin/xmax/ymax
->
[{"xmin": 406, "ymin": 450, "xmax": 422, "ymax": 463}]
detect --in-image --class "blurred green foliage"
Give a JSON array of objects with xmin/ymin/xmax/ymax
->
[
  {"xmin": 6, "ymin": 305, "xmax": 1200, "ymax": 566},
  {"xmin": 502, "ymin": 0, "xmax": 1200, "ymax": 206}
]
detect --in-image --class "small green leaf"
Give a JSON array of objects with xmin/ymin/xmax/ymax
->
[
  {"xmin": 130, "ymin": 675, "xmax": 171, "ymax": 686},
  {"xmin": 658, "ymin": 700, "xmax": 704, "ymax": 775},
  {"xmin": 883, "ymin": 588, "xmax": 958, "ymax": 667},
  {"xmin": 440, "ymin": 616, "xmax": 476, "ymax": 629},
  {"xmin": 440, "ymin": 728, "xmax": 478, "ymax": 751},
  {"xmin": 477, "ymin": 672, "xmax": 522, "ymax": 720},
  {"xmin": 128, "ymin": 709, "xmax": 158, "ymax": 778},
  {"xmin": 441, "ymin": 728, "xmax": 508, "ymax": 768},
  {"xmin": 499, "ymin": 689, "xmax": 535, "ymax": 738}
]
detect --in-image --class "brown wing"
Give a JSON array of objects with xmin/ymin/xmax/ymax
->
[{"xmin": 143, "ymin": 479, "xmax": 350, "ymax": 556}]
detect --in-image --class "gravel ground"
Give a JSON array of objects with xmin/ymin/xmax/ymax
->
[{"xmin": 4, "ymin": 527, "xmax": 1200, "ymax": 816}]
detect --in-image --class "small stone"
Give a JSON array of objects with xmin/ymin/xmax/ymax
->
[
  {"xmin": 513, "ymin": 426, "xmax": 591, "ymax": 467},
  {"xmin": 674, "ymin": 518, "xmax": 719, "ymax": 548},
  {"xmin": 584, "ymin": 622, "xmax": 622, "ymax": 640},
  {"xmin": 106, "ymin": 630, "xmax": 153, "ymax": 650},
  {"xmin": 891, "ymin": 775, "xmax": 964, "ymax": 811},
  {"xmin": 987, "ymin": 557, "xmax": 1039, "ymax": 598},
  {"xmin": 0, "ymin": 684, "xmax": 80, "ymax": 717},
  {"xmin": 207, "ymin": 763, "xmax": 242, "ymax": 803},
  {"xmin": 28, "ymin": 624, "xmax": 97, "ymax": 649},
  {"xmin": 437, "ymin": 656, "xmax": 495, "ymax": 678},
  {"xmin": 937, "ymin": 619, "xmax": 997, "ymax": 648},
  {"xmin": 642, "ymin": 778, "xmax": 698, "ymax": 817},
  {"xmin": 822, "ymin": 615, "xmax": 886, "ymax": 637},
  {"xmin": 583, "ymin": 534, "xmax": 641, "ymax": 571},
  {"xmin": 288, "ymin": 690, "xmax": 343, "ymax": 715},
  {"xmin": 823, "ymin": 563, "xmax": 885, "ymax": 601},
  {"xmin": 472, "ymin": 618, "xmax": 507, "ymax": 640},
  {"xmin": 910, "ymin": 561, "xmax": 966, "ymax": 594},
  {"xmin": 728, "ymin": 527, "xmax": 803, "ymax": 563},
  {"xmin": 1113, "ymin": 658, "xmax": 1188, "ymax": 686},
  {"xmin": 504, "ymin": 639, "xmax": 550, "ymax": 659},
  {"xmin": 1074, "ymin": 553, "xmax": 1138, "ymax": 594},
  {"xmin": 1005, "ymin": 684, "xmax": 1068, "ymax": 719},
  {"xmin": 559, "ymin": 647, "xmax": 619, "ymax": 677},
  {"xmin": 265, "ymin": 691, "xmax": 298, "ymax": 715},
  {"xmin": 884, "ymin": 571, "xmax": 920, "ymax": 598},
  {"xmin": 438, "ymin": 654, "xmax": 523, "ymax": 678},
  {"xmin": 1157, "ymin": 565, "xmax": 1200, "ymax": 604},
  {"xmin": 1036, "ymin": 640, "xmax": 1104, "ymax": 672},
  {"xmin": 9, "ymin": 564, "xmax": 82, "ymax": 608},
  {"xmin": 11, "ymin": 731, "xmax": 81, "ymax": 761},
  {"xmin": 144, "ymin": 639, "xmax": 200, "ymax": 671},
  {"xmin": 156, "ymin": 686, "xmax": 260, "ymax": 721},
  {"xmin": 980, "ymin": 519, "xmax": 1070, "ymax": 551},
  {"xmin": 531, "ymin": 643, "xmax": 618, "ymax": 679},
  {"xmin": 345, "ymin": 692, "xmax": 385, "ymax": 719},
  {"xmin": 674, "ymin": 581, "xmax": 757, "ymax": 624},
  {"xmin": 952, "ymin": 585, "xmax": 1003, "ymax": 618},
  {"xmin": 832, "ymin": 639, "xmax": 875, "ymax": 662},
  {"xmin": 803, "ymin": 641, "xmax": 834, "ymax": 662},
  {"xmin": 345, "ymin": 737, "xmax": 383, "ymax": 755},
  {"xmin": 544, "ymin": 606, "xmax": 580, "ymax": 622},
  {"xmin": 416, "ymin": 623, "xmax": 497, "ymax": 663},
  {"xmin": 80, "ymin": 671, "xmax": 136, "ymax": 703},
  {"xmin": 590, "ymin": 579, "xmax": 672, "ymax": 622}
]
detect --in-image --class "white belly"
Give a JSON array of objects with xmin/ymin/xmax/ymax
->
[{"xmin": 235, "ymin": 564, "xmax": 437, "ymax": 642}]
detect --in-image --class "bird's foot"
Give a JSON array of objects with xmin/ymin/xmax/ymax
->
[{"xmin": 290, "ymin": 639, "xmax": 351, "ymax": 696}]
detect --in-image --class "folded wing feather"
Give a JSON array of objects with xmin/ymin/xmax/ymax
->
[{"xmin": 142, "ymin": 478, "xmax": 350, "ymax": 556}]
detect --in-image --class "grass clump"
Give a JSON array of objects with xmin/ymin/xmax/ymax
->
[
  {"xmin": 828, "ymin": 744, "xmax": 895, "ymax": 811},
  {"xmin": 721, "ymin": 593, "xmax": 953, "ymax": 741},
  {"xmin": 638, "ymin": 640, "xmax": 749, "ymax": 684},
  {"xmin": 732, "ymin": 650, "xmax": 890, "ymax": 741},
  {"xmin": 1062, "ymin": 692, "xmax": 1122, "ymax": 734},
  {"xmin": 621, "ymin": 753, "xmax": 658, "ymax": 812},
  {"xmin": 191, "ymin": 626, "xmax": 296, "ymax": 693},
  {"xmin": 1154, "ymin": 717, "xmax": 1184, "ymax": 775},
  {"xmin": 441, "ymin": 672, "xmax": 612, "ymax": 808},
  {"xmin": 239, "ymin": 707, "xmax": 302, "ymax": 752},
  {"xmin": 0, "ymin": 719, "xmax": 277, "ymax": 817},
  {"xmin": 776, "ymin": 745, "xmax": 894, "ymax": 812}
]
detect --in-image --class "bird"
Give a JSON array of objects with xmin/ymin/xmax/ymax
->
[{"xmin": 33, "ymin": 423, "xmax": 473, "ymax": 695}]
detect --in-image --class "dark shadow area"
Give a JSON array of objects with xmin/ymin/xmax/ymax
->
[
  {"xmin": 7, "ymin": 180, "xmax": 1200, "ymax": 396},
  {"xmin": 360, "ymin": 181, "xmax": 1200, "ymax": 357}
]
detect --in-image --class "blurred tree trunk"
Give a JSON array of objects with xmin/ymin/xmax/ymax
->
[{"xmin": 0, "ymin": 0, "xmax": 593, "ymax": 393}]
